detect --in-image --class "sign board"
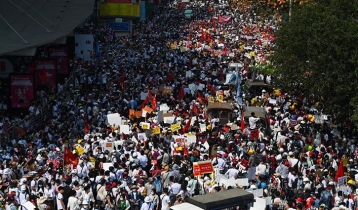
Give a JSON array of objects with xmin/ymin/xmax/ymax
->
[
  {"xmin": 104, "ymin": 142, "xmax": 114, "ymax": 153},
  {"xmin": 141, "ymin": 122, "xmax": 150, "ymax": 130},
  {"xmin": 170, "ymin": 123, "xmax": 181, "ymax": 132},
  {"xmin": 338, "ymin": 176, "xmax": 347, "ymax": 187},
  {"xmin": 152, "ymin": 127, "xmax": 160, "ymax": 134},
  {"xmin": 197, "ymin": 161, "xmax": 214, "ymax": 174},
  {"xmin": 120, "ymin": 125, "xmax": 130, "ymax": 134},
  {"xmin": 107, "ymin": 113, "xmax": 122, "ymax": 126},
  {"xmin": 10, "ymin": 74, "xmax": 35, "ymax": 108},
  {"xmin": 115, "ymin": 18, "xmax": 123, "ymax": 22},
  {"xmin": 163, "ymin": 86, "xmax": 173, "ymax": 94},
  {"xmin": 193, "ymin": 162, "xmax": 201, "ymax": 177},
  {"xmin": 48, "ymin": 46, "xmax": 69, "ymax": 74},
  {"xmin": 185, "ymin": 133, "xmax": 196, "ymax": 144},
  {"xmin": 138, "ymin": 133, "xmax": 147, "ymax": 141},
  {"xmin": 35, "ymin": 59, "xmax": 57, "ymax": 90},
  {"xmin": 75, "ymin": 34, "xmax": 94, "ymax": 61},
  {"xmin": 108, "ymin": 22, "xmax": 130, "ymax": 32},
  {"xmin": 100, "ymin": 3, "xmax": 140, "ymax": 17}
]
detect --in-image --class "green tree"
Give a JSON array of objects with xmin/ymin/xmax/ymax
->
[{"xmin": 271, "ymin": 0, "xmax": 358, "ymax": 123}]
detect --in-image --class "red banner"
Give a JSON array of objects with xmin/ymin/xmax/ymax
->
[
  {"xmin": 10, "ymin": 74, "xmax": 35, "ymax": 108},
  {"xmin": 48, "ymin": 46, "xmax": 69, "ymax": 74},
  {"xmin": 193, "ymin": 163, "xmax": 201, "ymax": 177},
  {"xmin": 197, "ymin": 161, "xmax": 214, "ymax": 174},
  {"xmin": 35, "ymin": 59, "xmax": 57, "ymax": 90},
  {"xmin": 218, "ymin": 16, "xmax": 232, "ymax": 23}
]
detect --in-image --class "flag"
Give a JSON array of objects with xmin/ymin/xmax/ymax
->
[
  {"xmin": 64, "ymin": 146, "xmax": 79, "ymax": 165},
  {"xmin": 207, "ymin": 82, "xmax": 216, "ymax": 94},
  {"xmin": 183, "ymin": 145, "xmax": 189, "ymax": 156},
  {"xmin": 335, "ymin": 160, "xmax": 345, "ymax": 182},
  {"xmin": 178, "ymin": 87, "xmax": 185, "ymax": 100},
  {"xmin": 223, "ymin": 45, "xmax": 228, "ymax": 56},
  {"xmin": 152, "ymin": 95, "xmax": 157, "ymax": 110},
  {"xmin": 41, "ymin": 66, "xmax": 46, "ymax": 83},
  {"xmin": 141, "ymin": 96, "xmax": 148, "ymax": 109},
  {"xmin": 200, "ymin": 30, "xmax": 205, "ymax": 42},
  {"xmin": 119, "ymin": 72, "xmax": 125, "ymax": 91},
  {"xmin": 148, "ymin": 87, "xmax": 154, "ymax": 106},
  {"xmin": 192, "ymin": 103, "xmax": 199, "ymax": 116},
  {"xmin": 181, "ymin": 118, "xmax": 192, "ymax": 134},
  {"xmin": 241, "ymin": 112, "xmax": 245, "ymax": 131},
  {"xmin": 84, "ymin": 115, "xmax": 89, "ymax": 134}
]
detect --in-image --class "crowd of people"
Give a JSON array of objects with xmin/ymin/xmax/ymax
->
[{"xmin": 0, "ymin": 0, "xmax": 357, "ymax": 210}]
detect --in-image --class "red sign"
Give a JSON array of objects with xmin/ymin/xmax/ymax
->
[
  {"xmin": 197, "ymin": 161, "xmax": 214, "ymax": 174},
  {"xmin": 35, "ymin": 59, "xmax": 57, "ymax": 90},
  {"xmin": 193, "ymin": 163, "xmax": 201, "ymax": 177},
  {"xmin": 48, "ymin": 46, "xmax": 69, "ymax": 74},
  {"xmin": 250, "ymin": 129, "xmax": 259, "ymax": 140},
  {"xmin": 10, "ymin": 74, "xmax": 35, "ymax": 108}
]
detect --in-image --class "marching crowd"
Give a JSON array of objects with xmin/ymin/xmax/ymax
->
[{"xmin": 0, "ymin": 0, "xmax": 357, "ymax": 210}]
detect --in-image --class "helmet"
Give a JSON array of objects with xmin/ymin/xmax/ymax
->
[
  {"xmin": 248, "ymin": 150, "xmax": 254, "ymax": 155},
  {"xmin": 348, "ymin": 180, "xmax": 355, "ymax": 185}
]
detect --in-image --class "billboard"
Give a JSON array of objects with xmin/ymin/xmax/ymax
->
[
  {"xmin": 48, "ymin": 46, "xmax": 69, "ymax": 74},
  {"xmin": 75, "ymin": 34, "xmax": 94, "ymax": 61},
  {"xmin": 10, "ymin": 74, "xmax": 35, "ymax": 108},
  {"xmin": 0, "ymin": 58, "xmax": 14, "ymax": 78},
  {"xmin": 100, "ymin": 2, "xmax": 140, "ymax": 17},
  {"xmin": 108, "ymin": 22, "xmax": 130, "ymax": 32},
  {"xmin": 35, "ymin": 59, "xmax": 57, "ymax": 90}
]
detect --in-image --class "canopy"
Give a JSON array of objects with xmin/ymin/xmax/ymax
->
[
  {"xmin": 0, "ymin": 0, "xmax": 95, "ymax": 56},
  {"xmin": 187, "ymin": 189, "xmax": 254, "ymax": 210}
]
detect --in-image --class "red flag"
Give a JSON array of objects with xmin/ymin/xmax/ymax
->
[
  {"xmin": 148, "ymin": 88, "xmax": 154, "ymax": 106},
  {"xmin": 200, "ymin": 30, "xmax": 205, "ymax": 42},
  {"xmin": 207, "ymin": 82, "xmax": 216, "ymax": 94},
  {"xmin": 141, "ymin": 96, "xmax": 148, "ymax": 109},
  {"xmin": 178, "ymin": 87, "xmax": 185, "ymax": 100},
  {"xmin": 181, "ymin": 118, "xmax": 192, "ymax": 134},
  {"xmin": 41, "ymin": 66, "xmax": 46, "ymax": 83},
  {"xmin": 152, "ymin": 95, "xmax": 157, "ymax": 110},
  {"xmin": 64, "ymin": 146, "xmax": 79, "ymax": 165},
  {"xmin": 223, "ymin": 45, "xmax": 228, "ymax": 56},
  {"xmin": 119, "ymin": 72, "xmax": 125, "ymax": 91},
  {"xmin": 192, "ymin": 103, "xmax": 199, "ymax": 116},
  {"xmin": 335, "ymin": 160, "xmax": 345, "ymax": 182},
  {"xmin": 183, "ymin": 145, "xmax": 189, "ymax": 156},
  {"xmin": 241, "ymin": 112, "xmax": 245, "ymax": 131},
  {"xmin": 84, "ymin": 115, "xmax": 89, "ymax": 134}
]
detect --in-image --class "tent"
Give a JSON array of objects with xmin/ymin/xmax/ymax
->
[{"xmin": 187, "ymin": 189, "xmax": 254, "ymax": 210}]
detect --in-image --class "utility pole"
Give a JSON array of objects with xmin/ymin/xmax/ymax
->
[{"xmin": 289, "ymin": 0, "xmax": 292, "ymax": 21}]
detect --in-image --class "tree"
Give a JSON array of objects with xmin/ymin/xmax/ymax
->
[{"xmin": 271, "ymin": 0, "xmax": 358, "ymax": 123}]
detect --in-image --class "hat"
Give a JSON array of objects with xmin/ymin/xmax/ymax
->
[
  {"xmin": 38, "ymin": 196, "xmax": 48, "ymax": 204},
  {"xmin": 303, "ymin": 177, "xmax": 310, "ymax": 182},
  {"xmin": 288, "ymin": 151, "xmax": 293, "ymax": 156},
  {"xmin": 172, "ymin": 164, "xmax": 179, "ymax": 170},
  {"xmin": 131, "ymin": 185, "xmax": 138, "ymax": 189},
  {"xmin": 328, "ymin": 181, "xmax": 334, "ymax": 186},
  {"xmin": 204, "ymin": 176, "xmax": 210, "ymax": 181},
  {"xmin": 296, "ymin": 197, "xmax": 303, "ymax": 203},
  {"xmin": 144, "ymin": 196, "xmax": 152, "ymax": 203},
  {"xmin": 248, "ymin": 150, "xmax": 254, "ymax": 155}
]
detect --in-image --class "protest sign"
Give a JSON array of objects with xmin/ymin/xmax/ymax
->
[
  {"xmin": 152, "ymin": 127, "xmax": 160, "ymax": 134},
  {"xmin": 185, "ymin": 133, "xmax": 197, "ymax": 144},
  {"xmin": 120, "ymin": 125, "xmax": 130, "ymax": 134},
  {"xmin": 107, "ymin": 113, "xmax": 121, "ymax": 126},
  {"xmin": 138, "ymin": 133, "xmax": 147, "ymax": 141},
  {"xmin": 170, "ymin": 123, "xmax": 181, "ymax": 132},
  {"xmin": 104, "ymin": 142, "xmax": 113, "ymax": 153}
]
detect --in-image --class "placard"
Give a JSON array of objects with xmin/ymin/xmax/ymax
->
[
  {"xmin": 35, "ymin": 59, "xmax": 57, "ymax": 90},
  {"xmin": 197, "ymin": 161, "xmax": 214, "ymax": 174},
  {"xmin": 103, "ymin": 163, "xmax": 114, "ymax": 171},
  {"xmin": 248, "ymin": 167, "xmax": 256, "ymax": 180},
  {"xmin": 236, "ymin": 178, "xmax": 249, "ymax": 187},
  {"xmin": 107, "ymin": 113, "xmax": 122, "ymax": 126},
  {"xmin": 143, "ymin": 106, "xmax": 153, "ymax": 114},
  {"xmin": 163, "ymin": 86, "xmax": 173, "ymax": 94},
  {"xmin": 338, "ymin": 176, "xmax": 347, "ymax": 187},
  {"xmin": 142, "ymin": 110, "xmax": 147, "ymax": 118},
  {"xmin": 138, "ymin": 133, "xmax": 146, "ymax": 141},
  {"xmin": 170, "ymin": 123, "xmax": 181, "ymax": 132},
  {"xmin": 185, "ymin": 133, "xmax": 196, "ymax": 144},
  {"xmin": 48, "ymin": 46, "xmax": 69, "ymax": 74},
  {"xmin": 120, "ymin": 125, "xmax": 130, "ymax": 134},
  {"xmin": 160, "ymin": 103, "xmax": 170, "ymax": 111},
  {"xmin": 193, "ymin": 162, "xmax": 201, "ymax": 177},
  {"xmin": 142, "ymin": 122, "xmax": 150, "ymax": 130},
  {"xmin": 217, "ymin": 95, "xmax": 224, "ymax": 102},
  {"xmin": 269, "ymin": 99, "xmax": 276, "ymax": 104},
  {"xmin": 200, "ymin": 124, "xmax": 207, "ymax": 131},
  {"xmin": 157, "ymin": 111, "xmax": 164, "ymax": 122},
  {"xmin": 140, "ymin": 92, "xmax": 148, "ymax": 100},
  {"xmin": 151, "ymin": 127, "xmax": 160, "ymax": 134},
  {"xmin": 209, "ymin": 96, "xmax": 215, "ymax": 103},
  {"xmin": 104, "ymin": 142, "xmax": 113, "ymax": 153}
]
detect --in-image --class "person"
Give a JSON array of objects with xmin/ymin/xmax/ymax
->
[
  {"xmin": 160, "ymin": 188, "xmax": 171, "ymax": 210},
  {"xmin": 103, "ymin": 194, "xmax": 115, "ymax": 210},
  {"xmin": 67, "ymin": 190, "xmax": 81, "ymax": 210},
  {"xmin": 148, "ymin": 188, "xmax": 159, "ymax": 210},
  {"xmin": 321, "ymin": 183, "xmax": 333, "ymax": 209},
  {"xmin": 140, "ymin": 196, "xmax": 154, "ymax": 210},
  {"xmin": 115, "ymin": 194, "xmax": 130, "ymax": 210},
  {"xmin": 129, "ymin": 185, "xmax": 141, "ymax": 210},
  {"xmin": 57, "ymin": 186, "xmax": 66, "ymax": 210},
  {"xmin": 249, "ymin": 112, "xmax": 260, "ymax": 130},
  {"xmin": 96, "ymin": 179, "xmax": 107, "ymax": 207}
]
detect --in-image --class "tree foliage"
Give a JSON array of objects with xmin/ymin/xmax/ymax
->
[{"xmin": 271, "ymin": 0, "xmax": 358, "ymax": 123}]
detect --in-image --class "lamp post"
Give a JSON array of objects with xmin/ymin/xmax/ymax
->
[{"xmin": 289, "ymin": 0, "xmax": 292, "ymax": 21}]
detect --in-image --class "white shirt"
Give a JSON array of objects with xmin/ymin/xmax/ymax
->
[
  {"xmin": 160, "ymin": 194, "xmax": 170, "ymax": 210},
  {"xmin": 225, "ymin": 168, "xmax": 239, "ymax": 179},
  {"xmin": 249, "ymin": 116, "xmax": 260, "ymax": 130},
  {"xmin": 57, "ymin": 193, "xmax": 64, "ymax": 210},
  {"xmin": 68, "ymin": 196, "xmax": 80, "ymax": 210},
  {"xmin": 256, "ymin": 163, "xmax": 267, "ymax": 175}
]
